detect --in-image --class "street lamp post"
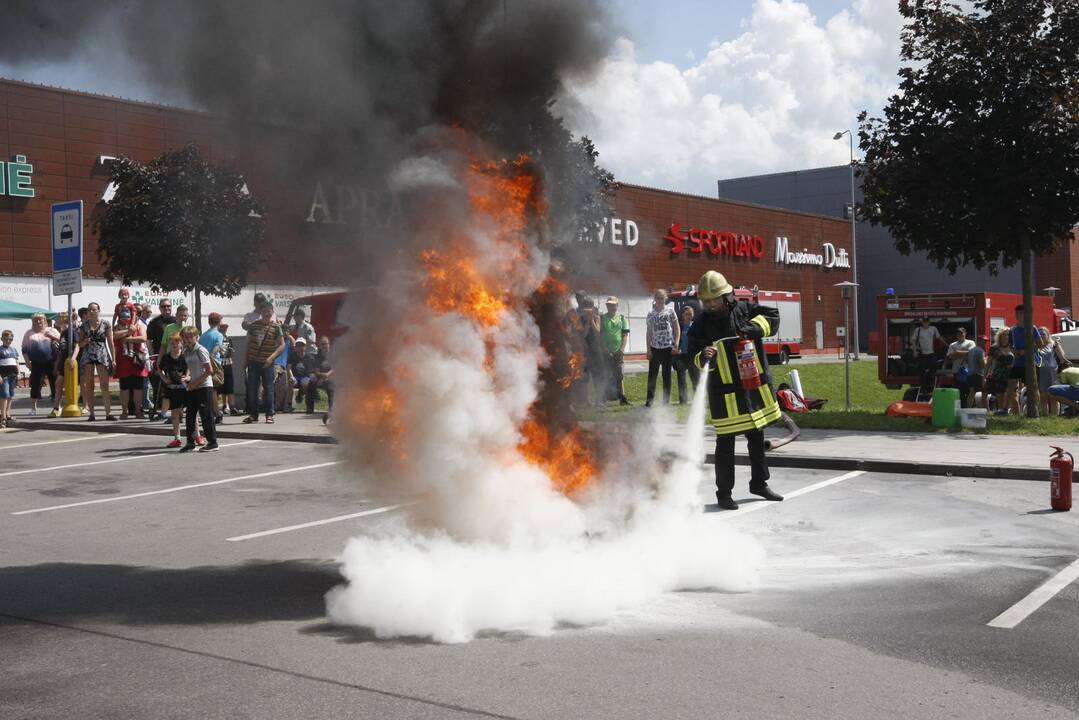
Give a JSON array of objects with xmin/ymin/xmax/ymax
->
[
  {"xmin": 835, "ymin": 281, "xmax": 858, "ymax": 411},
  {"xmin": 834, "ymin": 130, "xmax": 860, "ymax": 360}
]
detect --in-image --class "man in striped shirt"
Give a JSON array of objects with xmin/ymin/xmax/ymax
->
[{"xmin": 243, "ymin": 301, "xmax": 285, "ymax": 424}]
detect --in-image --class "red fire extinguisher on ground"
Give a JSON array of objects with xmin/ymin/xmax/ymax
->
[
  {"xmin": 735, "ymin": 338, "xmax": 762, "ymax": 391},
  {"xmin": 1049, "ymin": 446, "xmax": 1073, "ymax": 512}
]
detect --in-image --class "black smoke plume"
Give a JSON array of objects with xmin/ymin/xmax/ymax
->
[{"xmin": 1, "ymin": 0, "xmax": 613, "ymax": 245}]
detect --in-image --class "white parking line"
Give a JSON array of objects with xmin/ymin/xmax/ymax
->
[
  {"xmin": 987, "ymin": 556, "xmax": 1079, "ymax": 629},
  {"xmin": 720, "ymin": 470, "xmax": 866, "ymax": 517},
  {"xmin": 10, "ymin": 456, "xmax": 343, "ymax": 516},
  {"xmin": 226, "ymin": 504, "xmax": 407, "ymax": 542},
  {"xmin": 0, "ymin": 433, "xmax": 123, "ymax": 451},
  {"xmin": 0, "ymin": 439, "xmax": 262, "ymax": 480}
]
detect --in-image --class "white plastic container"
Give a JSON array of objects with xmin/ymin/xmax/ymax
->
[{"xmin": 958, "ymin": 408, "xmax": 987, "ymax": 429}]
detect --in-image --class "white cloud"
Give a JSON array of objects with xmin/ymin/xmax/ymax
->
[{"xmin": 558, "ymin": 0, "xmax": 903, "ymax": 195}]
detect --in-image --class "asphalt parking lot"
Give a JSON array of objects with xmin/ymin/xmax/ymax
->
[{"xmin": 2, "ymin": 429, "xmax": 1077, "ymax": 719}]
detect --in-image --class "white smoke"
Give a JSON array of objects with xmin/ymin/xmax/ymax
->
[{"xmin": 327, "ymin": 342, "xmax": 765, "ymax": 642}]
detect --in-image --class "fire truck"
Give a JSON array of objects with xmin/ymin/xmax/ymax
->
[
  {"xmin": 284, "ymin": 291, "xmax": 349, "ymax": 341},
  {"xmin": 875, "ymin": 291, "xmax": 1074, "ymax": 389},
  {"xmin": 668, "ymin": 286, "xmax": 803, "ymax": 364}
]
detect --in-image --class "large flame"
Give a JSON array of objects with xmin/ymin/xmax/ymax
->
[{"xmin": 401, "ymin": 151, "xmax": 598, "ymax": 495}]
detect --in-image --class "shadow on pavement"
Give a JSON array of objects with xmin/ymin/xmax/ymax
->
[{"xmin": 0, "ymin": 560, "xmax": 341, "ymax": 626}]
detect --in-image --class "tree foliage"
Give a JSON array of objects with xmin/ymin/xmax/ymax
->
[
  {"xmin": 95, "ymin": 144, "xmax": 265, "ymax": 325},
  {"xmin": 859, "ymin": 0, "xmax": 1079, "ymax": 415},
  {"xmin": 860, "ymin": 0, "xmax": 1079, "ymax": 272}
]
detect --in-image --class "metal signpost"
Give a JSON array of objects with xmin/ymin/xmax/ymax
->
[
  {"xmin": 835, "ymin": 281, "xmax": 858, "ymax": 411},
  {"xmin": 52, "ymin": 200, "xmax": 83, "ymax": 418}
]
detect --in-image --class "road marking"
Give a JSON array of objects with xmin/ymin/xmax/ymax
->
[
  {"xmin": 720, "ymin": 470, "xmax": 866, "ymax": 517},
  {"xmin": 0, "ymin": 433, "xmax": 124, "ymax": 451},
  {"xmin": 987, "ymin": 556, "xmax": 1079, "ymax": 629},
  {"xmin": 10, "ymin": 458, "xmax": 341, "ymax": 516},
  {"xmin": 226, "ymin": 504, "xmax": 407, "ymax": 542},
  {"xmin": 0, "ymin": 439, "xmax": 262, "ymax": 480}
]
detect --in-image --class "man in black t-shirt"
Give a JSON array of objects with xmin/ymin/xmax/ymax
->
[{"xmin": 146, "ymin": 299, "xmax": 176, "ymax": 417}]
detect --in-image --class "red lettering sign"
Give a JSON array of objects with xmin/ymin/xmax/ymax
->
[{"xmin": 664, "ymin": 223, "xmax": 764, "ymax": 259}]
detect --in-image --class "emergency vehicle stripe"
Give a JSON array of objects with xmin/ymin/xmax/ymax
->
[
  {"xmin": 725, "ymin": 391, "xmax": 739, "ymax": 422},
  {"xmin": 715, "ymin": 339, "xmax": 734, "ymax": 384},
  {"xmin": 711, "ymin": 402, "xmax": 781, "ymax": 433},
  {"xmin": 750, "ymin": 315, "xmax": 772, "ymax": 337}
]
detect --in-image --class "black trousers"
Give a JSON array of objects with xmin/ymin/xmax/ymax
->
[
  {"xmin": 29, "ymin": 360, "xmax": 56, "ymax": 401},
  {"xmin": 714, "ymin": 429, "xmax": 769, "ymax": 498},
  {"xmin": 305, "ymin": 378, "xmax": 334, "ymax": 414},
  {"xmin": 646, "ymin": 347, "xmax": 673, "ymax": 404},
  {"xmin": 917, "ymin": 354, "xmax": 937, "ymax": 390},
  {"xmin": 185, "ymin": 387, "xmax": 218, "ymax": 445},
  {"xmin": 673, "ymin": 354, "xmax": 699, "ymax": 404}
]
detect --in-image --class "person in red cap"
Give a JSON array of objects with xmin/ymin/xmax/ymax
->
[{"xmin": 199, "ymin": 312, "xmax": 227, "ymax": 425}]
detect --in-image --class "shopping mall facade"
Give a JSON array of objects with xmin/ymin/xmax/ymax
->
[{"xmin": 0, "ymin": 78, "xmax": 855, "ymax": 353}]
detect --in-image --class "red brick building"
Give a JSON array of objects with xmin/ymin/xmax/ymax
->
[
  {"xmin": 0, "ymin": 78, "xmax": 357, "ymax": 285},
  {"xmin": 575, "ymin": 184, "xmax": 855, "ymax": 354},
  {"xmin": 0, "ymin": 78, "xmax": 856, "ymax": 352}
]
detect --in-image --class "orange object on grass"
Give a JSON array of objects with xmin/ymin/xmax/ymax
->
[{"xmin": 886, "ymin": 401, "xmax": 933, "ymax": 418}]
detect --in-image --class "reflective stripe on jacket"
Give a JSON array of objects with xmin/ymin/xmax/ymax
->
[{"xmin": 688, "ymin": 301, "xmax": 781, "ymax": 436}]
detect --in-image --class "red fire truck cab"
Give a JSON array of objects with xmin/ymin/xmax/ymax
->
[
  {"xmin": 876, "ymin": 292, "xmax": 1074, "ymax": 389},
  {"xmin": 284, "ymin": 291, "xmax": 350, "ymax": 342},
  {"xmin": 668, "ymin": 286, "xmax": 803, "ymax": 365}
]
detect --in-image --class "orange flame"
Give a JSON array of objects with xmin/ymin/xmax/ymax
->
[
  {"xmin": 405, "ymin": 149, "xmax": 598, "ymax": 494},
  {"xmin": 517, "ymin": 419, "xmax": 596, "ymax": 495},
  {"xmin": 353, "ymin": 384, "xmax": 407, "ymax": 461},
  {"xmin": 558, "ymin": 352, "xmax": 585, "ymax": 389},
  {"xmin": 420, "ymin": 249, "xmax": 506, "ymax": 326}
]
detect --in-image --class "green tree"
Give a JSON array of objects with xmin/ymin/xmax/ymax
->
[
  {"xmin": 859, "ymin": 0, "xmax": 1079, "ymax": 416},
  {"xmin": 95, "ymin": 144, "xmax": 265, "ymax": 329}
]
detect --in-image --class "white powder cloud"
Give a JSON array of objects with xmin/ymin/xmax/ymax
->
[{"xmin": 558, "ymin": 0, "xmax": 903, "ymax": 194}]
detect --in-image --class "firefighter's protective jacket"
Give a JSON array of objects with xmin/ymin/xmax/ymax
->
[{"xmin": 688, "ymin": 300, "xmax": 782, "ymax": 436}]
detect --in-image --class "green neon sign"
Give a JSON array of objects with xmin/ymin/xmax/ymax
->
[{"xmin": 0, "ymin": 155, "xmax": 34, "ymax": 198}]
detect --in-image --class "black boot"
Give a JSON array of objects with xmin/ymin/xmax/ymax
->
[
  {"xmin": 749, "ymin": 484, "xmax": 784, "ymax": 501},
  {"xmin": 716, "ymin": 493, "xmax": 739, "ymax": 511}
]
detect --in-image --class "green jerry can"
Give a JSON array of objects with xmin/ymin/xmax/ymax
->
[{"xmin": 931, "ymin": 387, "xmax": 961, "ymax": 428}]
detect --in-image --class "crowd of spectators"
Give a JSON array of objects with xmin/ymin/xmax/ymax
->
[
  {"xmin": 0, "ymin": 287, "xmax": 335, "ymax": 444},
  {"xmin": 916, "ymin": 304, "xmax": 1076, "ymax": 416}
]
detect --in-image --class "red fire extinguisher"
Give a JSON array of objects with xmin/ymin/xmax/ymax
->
[
  {"xmin": 1050, "ymin": 446, "xmax": 1073, "ymax": 512},
  {"xmin": 735, "ymin": 338, "xmax": 762, "ymax": 391}
]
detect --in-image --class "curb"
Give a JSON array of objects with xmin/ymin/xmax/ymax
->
[
  {"xmin": 4, "ymin": 421, "xmax": 1046, "ymax": 479},
  {"xmin": 8, "ymin": 420, "xmax": 337, "ymax": 445},
  {"xmin": 709, "ymin": 453, "xmax": 1044, "ymax": 482}
]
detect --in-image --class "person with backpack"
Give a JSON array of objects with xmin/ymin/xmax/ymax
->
[
  {"xmin": 910, "ymin": 316, "xmax": 942, "ymax": 392},
  {"xmin": 199, "ymin": 312, "xmax": 226, "ymax": 425},
  {"xmin": 112, "ymin": 306, "xmax": 149, "ymax": 419},
  {"xmin": 600, "ymin": 296, "xmax": 631, "ymax": 406}
]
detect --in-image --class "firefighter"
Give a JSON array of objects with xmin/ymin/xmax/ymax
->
[{"xmin": 689, "ymin": 270, "xmax": 784, "ymax": 510}]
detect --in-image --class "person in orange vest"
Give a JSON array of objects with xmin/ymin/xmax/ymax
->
[{"xmin": 688, "ymin": 270, "xmax": 784, "ymax": 510}]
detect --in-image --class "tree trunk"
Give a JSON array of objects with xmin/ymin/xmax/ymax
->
[
  {"xmin": 194, "ymin": 287, "xmax": 202, "ymax": 333},
  {"xmin": 1021, "ymin": 237, "xmax": 1039, "ymax": 418}
]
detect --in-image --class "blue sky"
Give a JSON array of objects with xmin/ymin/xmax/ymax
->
[{"xmin": 609, "ymin": 0, "xmax": 857, "ymax": 67}]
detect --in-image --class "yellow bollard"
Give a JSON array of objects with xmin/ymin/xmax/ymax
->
[{"xmin": 61, "ymin": 356, "xmax": 81, "ymax": 418}]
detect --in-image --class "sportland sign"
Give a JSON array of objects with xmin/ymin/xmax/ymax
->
[
  {"xmin": 774, "ymin": 236, "xmax": 851, "ymax": 270},
  {"xmin": 664, "ymin": 223, "xmax": 765, "ymax": 258}
]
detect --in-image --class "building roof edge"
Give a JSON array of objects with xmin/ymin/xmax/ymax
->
[{"xmin": 617, "ymin": 182, "xmax": 850, "ymax": 225}]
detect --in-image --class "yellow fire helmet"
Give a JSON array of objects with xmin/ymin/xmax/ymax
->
[{"xmin": 697, "ymin": 270, "xmax": 734, "ymax": 301}]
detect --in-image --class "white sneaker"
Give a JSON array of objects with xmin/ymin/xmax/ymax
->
[{"xmin": 29, "ymin": 407, "xmax": 37, "ymax": 416}]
